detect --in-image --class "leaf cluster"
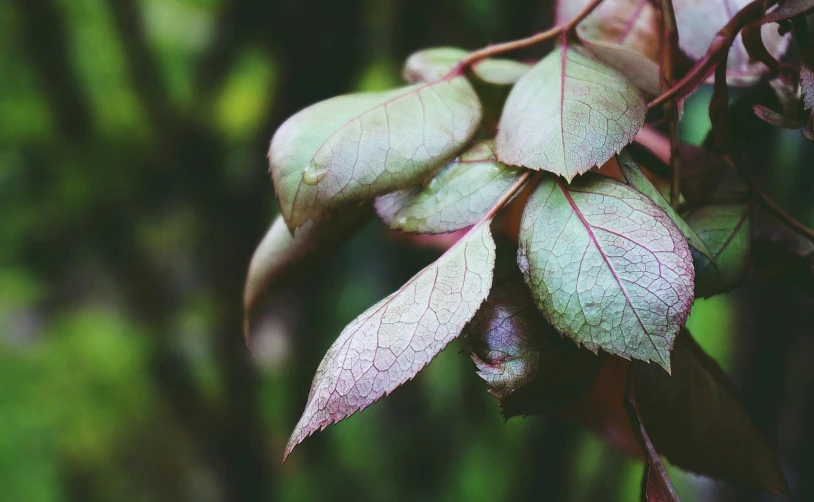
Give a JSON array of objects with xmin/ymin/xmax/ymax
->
[{"xmin": 246, "ymin": 0, "xmax": 814, "ymax": 497}]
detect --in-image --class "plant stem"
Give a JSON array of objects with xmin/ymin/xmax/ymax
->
[
  {"xmin": 455, "ymin": 0, "xmax": 606, "ymax": 69},
  {"xmin": 483, "ymin": 170, "xmax": 533, "ymax": 221},
  {"xmin": 726, "ymin": 154, "xmax": 814, "ymax": 243},
  {"xmin": 658, "ymin": 0, "xmax": 681, "ymax": 209},
  {"xmin": 647, "ymin": 0, "xmax": 767, "ymax": 110}
]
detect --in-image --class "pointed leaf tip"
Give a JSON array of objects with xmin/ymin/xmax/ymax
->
[
  {"xmin": 284, "ymin": 221, "xmax": 497, "ymax": 459},
  {"xmin": 496, "ymin": 45, "xmax": 646, "ymax": 180},
  {"xmin": 518, "ymin": 174, "xmax": 694, "ymax": 371}
]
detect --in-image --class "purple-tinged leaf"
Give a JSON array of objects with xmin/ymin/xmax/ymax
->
[
  {"xmin": 496, "ymin": 45, "xmax": 646, "ymax": 181},
  {"xmin": 636, "ymin": 331, "xmax": 789, "ymax": 494},
  {"xmin": 285, "ymin": 220, "xmax": 496, "ymax": 460},
  {"xmin": 518, "ymin": 174, "xmax": 694, "ymax": 372},
  {"xmin": 676, "ymin": 145, "xmax": 728, "ymax": 207},
  {"xmin": 403, "ymin": 47, "xmax": 531, "ymax": 86},
  {"xmin": 753, "ymin": 104, "xmax": 807, "ymax": 128},
  {"xmin": 683, "ymin": 204, "xmax": 752, "ymax": 298},
  {"xmin": 244, "ymin": 208, "xmax": 369, "ymax": 337},
  {"xmin": 557, "ymin": 0, "xmax": 662, "ymax": 62},
  {"xmin": 802, "ymin": 64, "xmax": 814, "ymax": 111},
  {"xmin": 465, "ymin": 275, "xmax": 603, "ymax": 415},
  {"xmin": 673, "ymin": 0, "xmax": 790, "ymax": 86},
  {"xmin": 269, "ymin": 77, "xmax": 482, "ymax": 231},
  {"xmin": 376, "ymin": 141, "xmax": 525, "ymax": 234}
]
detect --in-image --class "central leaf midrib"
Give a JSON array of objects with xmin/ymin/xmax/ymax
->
[{"xmin": 556, "ymin": 180, "xmax": 655, "ymax": 350}]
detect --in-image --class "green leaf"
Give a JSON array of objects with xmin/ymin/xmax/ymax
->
[
  {"xmin": 269, "ymin": 78, "xmax": 482, "ymax": 230},
  {"xmin": 243, "ymin": 208, "xmax": 369, "ymax": 336},
  {"xmin": 496, "ymin": 45, "xmax": 646, "ymax": 181},
  {"xmin": 558, "ymin": 0, "xmax": 662, "ymax": 62},
  {"xmin": 582, "ymin": 39, "xmax": 661, "ymax": 97},
  {"xmin": 676, "ymin": 144, "xmax": 727, "ymax": 207},
  {"xmin": 465, "ymin": 275, "xmax": 603, "ymax": 416},
  {"xmin": 618, "ymin": 155, "xmax": 717, "ymax": 264},
  {"xmin": 403, "ymin": 47, "xmax": 531, "ymax": 86},
  {"xmin": 636, "ymin": 331, "xmax": 789, "ymax": 494},
  {"xmin": 673, "ymin": 0, "xmax": 789, "ymax": 86},
  {"xmin": 285, "ymin": 220, "xmax": 497, "ymax": 460},
  {"xmin": 375, "ymin": 141, "xmax": 525, "ymax": 234},
  {"xmin": 683, "ymin": 204, "xmax": 752, "ymax": 298},
  {"xmin": 518, "ymin": 173, "xmax": 694, "ymax": 371}
]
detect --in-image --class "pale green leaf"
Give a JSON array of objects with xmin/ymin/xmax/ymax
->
[
  {"xmin": 496, "ymin": 45, "xmax": 646, "ymax": 181},
  {"xmin": 618, "ymin": 156, "xmax": 717, "ymax": 263},
  {"xmin": 518, "ymin": 174, "xmax": 694, "ymax": 371},
  {"xmin": 403, "ymin": 47, "xmax": 531, "ymax": 86},
  {"xmin": 683, "ymin": 204, "xmax": 752, "ymax": 298},
  {"xmin": 269, "ymin": 78, "xmax": 482, "ymax": 230},
  {"xmin": 243, "ymin": 209, "xmax": 368, "ymax": 336},
  {"xmin": 375, "ymin": 141, "xmax": 525, "ymax": 233},
  {"xmin": 285, "ymin": 221, "xmax": 496, "ymax": 460}
]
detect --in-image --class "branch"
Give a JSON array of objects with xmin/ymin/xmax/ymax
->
[
  {"xmin": 453, "ymin": 0, "xmax": 606, "ymax": 70},
  {"xmin": 658, "ymin": 0, "xmax": 682, "ymax": 209},
  {"xmin": 647, "ymin": 0, "xmax": 768, "ymax": 110}
]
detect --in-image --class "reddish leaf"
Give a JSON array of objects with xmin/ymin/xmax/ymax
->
[{"xmin": 762, "ymin": 0, "xmax": 814, "ymax": 23}]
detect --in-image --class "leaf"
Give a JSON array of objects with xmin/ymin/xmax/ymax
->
[
  {"xmin": 517, "ymin": 173, "xmax": 694, "ymax": 371},
  {"xmin": 753, "ymin": 104, "xmax": 806, "ymax": 128},
  {"xmin": 635, "ymin": 331, "xmax": 789, "ymax": 494},
  {"xmin": 557, "ymin": 0, "xmax": 662, "ymax": 62},
  {"xmin": 762, "ymin": 0, "xmax": 814, "ymax": 23},
  {"xmin": 285, "ymin": 220, "xmax": 497, "ymax": 460},
  {"xmin": 673, "ymin": 0, "xmax": 790, "ymax": 86},
  {"xmin": 582, "ymin": 39, "xmax": 661, "ymax": 97},
  {"xmin": 375, "ymin": 141, "xmax": 526, "ymax": 234},
  {"xmin": 496, "ymin": 45, "xmax": 646, "ymax": 181},
  {"xmin": 624, "ymin": 370, "xmax": 680, "ymax": 502},
  {"xmin": 403, "ymin": 47, "xmax": 531, "ymax": 86},
  {"xmin": 683, "ymin": 204, "xmax": 752, "ymax": 298},
  {"xmin": 269, "ymin": 77, "xmax": 482, "ymax": 230},
  {"xmin": 752, "ymin": 227, "xmax": 814, "ymax": 295},
  {"xmin": 243, "ymin": 208, "xmax": 369, "ymax": 336},
  {"xmin": 464, "ymin": 275, "xmax": 603, "ymax": 416},
  {"xmin": 618, "ymin": 156, "xmax": 717, "ymax": 264}
]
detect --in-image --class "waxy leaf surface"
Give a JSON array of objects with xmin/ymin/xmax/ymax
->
[
  {"xmin": 518, "ymin": 174, "xmax": 694, "ymax": 371},
  {"xmin": 376, "ymin": 141, "xmax": 525, "ymax": 234},
  {"xmin": 403, "ymin": 47, "xmax": 530, "ymax": 86},
  {"xmin": 496, "ymin": 46, "xmax": 646, "ymax": 181},
  {"xmin": 244, "ymin": 209, "xmax": 368, "ymax": 335},
  {"xmin": 618, "ymin": 158, "xmax": 716, "ymax": 263},
  {"xmin": 684, "ymin": 204, "xmax": 751, "ymax": 298},
  {"xmin": 636, "ymin": 331, "xmax": 789, "ymax": 494},
  {"xmin": 465, "ymin": 276, "xmax": 603, "ymax": 415},
  {"xmin": 269, "ymin": 78, "xmax": 481, "ymax": 230},
  {"xmin": 802, "ymin": 65, "xmax": 814, "ymax": 111},
  {"xmin": 285, "ymin": 221, "xmax": 496, "ymax": 459},
  {"xmin": 673, "ymin": 0, "xmax": 789, "ymax": 86},
  {"xmin": 558, "ymin": 0, "xmax": 661, "ymax": 61}
]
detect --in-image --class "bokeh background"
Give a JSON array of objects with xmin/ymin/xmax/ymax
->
[{"xmin": 2, "ymin": 0, "xmax": 814, "ymax": 501}]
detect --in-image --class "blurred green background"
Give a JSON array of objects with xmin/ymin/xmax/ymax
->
[{"xmin": 1, "ymin": 0, "xmax": 813, "ymax": 501}]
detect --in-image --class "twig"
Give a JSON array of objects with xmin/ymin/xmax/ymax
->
[
  {"xmin": 648, "ymin": 0, "xmax": 768, "ymax": 110},
  {"xmin": 726, "ymin": 154, "xmax": 814, "ymax": 243},
  {"xmin": 658, "ymin": 0, "xmax": 681, "ymax": 209},
  {"xmin": 483, "ymin": 170, "xmax": 534, "ymax": 221},
  {"xmin": 454, "ymin": 0, "xmax": 606, "ymax": 70}
]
